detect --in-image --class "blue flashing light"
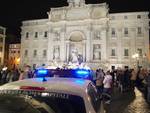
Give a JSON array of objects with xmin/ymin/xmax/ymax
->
[
  {"xmin": 75, "ymin": 80, "xmax": 85, "ymax": 85},
  {"xmin": 76, "ymin": 70, "xmax": 89, "ymax": 75},
  {"xmin": 36, "ymin": 69, "xmax": 48, "ymax": 77},
  {"xmin": 75, "ymin": 69, "xmax": 90, "ymax": 79}
]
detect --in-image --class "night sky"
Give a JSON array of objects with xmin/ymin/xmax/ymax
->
[{"xmin": 0, "ymin": 0, "xmax": 149, "ymax": 43}]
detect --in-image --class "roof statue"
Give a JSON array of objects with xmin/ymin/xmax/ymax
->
[{"xmin": 67, "ymin": 0, "xmax": 85, "ymax": 7}]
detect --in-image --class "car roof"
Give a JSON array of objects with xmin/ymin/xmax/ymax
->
[{"xmin": 0, "ymin": 78, "xmax": 92, "ymax": 97}]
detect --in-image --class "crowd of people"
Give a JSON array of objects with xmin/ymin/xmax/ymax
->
[
  {"xmin": 0, "ymin": 65, "xmax": 34, "ymax": 85},
  {"xmin": 0, "ymin": 65, "xmax": 150, "ymax": 104},
  {"xmin": 95, "ymin": 67, "xmax": 150, "ymax": 104}
]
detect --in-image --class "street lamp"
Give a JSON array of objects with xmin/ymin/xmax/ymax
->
[{"xmin": 132, "ymin": 53, "xmax": 139, "ymax": 69}]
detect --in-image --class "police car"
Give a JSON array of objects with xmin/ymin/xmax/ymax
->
[{"xmin": 0, "ymin": 69, "xmax": 103, "ymax": 113}]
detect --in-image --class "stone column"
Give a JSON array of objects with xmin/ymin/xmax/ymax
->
[
  {"xmin": 82, "ymin": 40, "xmax": 86, "ymax": 62},
  {"xmin": 47, "ymin": 30, "xmax": 53, "ymax": 63},
  {"xmin": 117, "ymin": 27, "xmax": 122, "ymax": 64},
  {"xmin": 85, "ymin": 30, "xmax": 91, "ymax": 62},
  {"xmin": 66, "ymin": 41, "xmax": 70, "ymax": 62},
  {"xmin": 60, "ymin": 32, "xmax": 65, "ymax": 62},
  {"xmin": 101, "ymin": 28, "xmax": 107, "ymax": 61}
]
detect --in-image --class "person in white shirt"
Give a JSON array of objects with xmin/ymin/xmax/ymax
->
[
  {"xmin": 103, "ymin": 71, "xmax": 112, "ymax": 104},
  {"xmin": 103, "ymin": 71, "xmax": 112, "ymax": 89}
]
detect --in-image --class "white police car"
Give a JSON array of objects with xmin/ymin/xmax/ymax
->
[{"xmin": 0, "ymin": 77, "xmax": 104, "ymax": 113}]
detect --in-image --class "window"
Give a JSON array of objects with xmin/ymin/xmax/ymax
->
[
  {"xmin": 43, "ymin": 50, "xmax": 47, "ymax": 57},
  {"xmin": 35, "ymin": 32, "xmax": 38, "ymax": 38},
  {"xmin": 124, "ymin": 28, "xmax": 128, "ymax": 37},
  {"xmin": 0, "ymin": 37, "xmax": 3, "ymax": 42},
  {"xmin": 137, "ymin": 27, "xmax": 142, "ymax": 34},
  {"xmin": 0, "ymin": 47, "xmax": 2, "ymax": 52},
  {"xmin": 137, "ymin": 27, "xmax": 142, "ymax": 36},
  {"xmin": 111, "ymin": 49, "xmax": 116, "ymax": 56},
  {"xmin": 124, "ymin": 16, "xmax": 128, "ymax": 19},
  {"xmin": 88, "ymin": 83, "xmax": 101, "ymax": 112},
  {"xmin": 33, "ymin": 50, "xmax": 37, "ymax": 57},
  {"xmin": 137, "ymin": 48, "xmax": 142, "ymax": 57},
  {"xmin": 137, "ymin": 15, "xmax": 141, "ymax": 19},
  {"xmin": 124, "ymin": 49, "xmax": 129, "ymax": 56},
  {"xmin": 111, "ymin": 28, "xmax": 116, "ymax": 37},
  {"xmin": 44, "ymin": 31, "xmax": 48, "ymax": 37},
  {"xmin": 26, "ymin": 32, "xmax": 29, "ymax": 39},
  {"xmin": 0, "ymin": 91, "xmax": 86, "ymax": 113},
  {"xmin": 24, "ymin": 50, "xmax": 28, "ymax": 57}
]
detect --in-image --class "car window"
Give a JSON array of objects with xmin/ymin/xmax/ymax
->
[
  {"xmin": 87, "ymin": 83, "xmax": 101, "ymax": 113},
  {"xmin": 0, "ymin": 95, "xmax": 41, "ymax": 113},
  {"xmin": 0, "ymin": 90, "xmax": 86, "ymax": 113}
]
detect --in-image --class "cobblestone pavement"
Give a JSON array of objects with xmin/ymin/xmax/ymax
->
[{"xmin": 104, "ymin": 87, "xmax": 150, "ymax": 113}]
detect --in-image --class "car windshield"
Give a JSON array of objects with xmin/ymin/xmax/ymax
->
[{"xmin": 0, "ymin": 90, "xmax": 86, "ymax": 113}]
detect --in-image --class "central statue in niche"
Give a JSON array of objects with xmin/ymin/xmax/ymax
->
[
  {"xmin": 69, "ymin": 31, "xmax": 84, "ymax": 64},
  {"xmin": 71, "ymin": 47, "xmax": 78, "ymax": 63},
  {"xmin": 70, "ymin": 44, "xmax": 83, "ymax": 64}
]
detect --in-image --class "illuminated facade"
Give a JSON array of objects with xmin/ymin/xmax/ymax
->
[
  {"xmin": 0, "ymin": 26, "xmax": 6, "ymax": 65},
  {"xmin": 9, "ymin": 44, "xmax": 21, "ymax": 68},
  {"xmin": 21, "ymin": 0, "xmax": 149, "ymax": 69}
]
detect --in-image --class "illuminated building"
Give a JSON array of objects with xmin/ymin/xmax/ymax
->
[{"xmin": 21, "ymin": 0, "xmax": 149, "ymax": 69}]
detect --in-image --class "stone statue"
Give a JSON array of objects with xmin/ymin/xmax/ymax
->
[
  {"xmin": 71, "ymin": 48, "xmax": 78, "ymax": 63},
  {"xmin": 78, "ymin": 54, "xmax": 83, "ymax": 64},
  {"xmin": 54, "ymin": 47, "xmax": 60, "ymax": 59}
]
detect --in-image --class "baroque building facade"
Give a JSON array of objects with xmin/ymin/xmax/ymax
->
[{"xmin": 21, "ymin": 0, "xmax": 149, "ymax": 70}]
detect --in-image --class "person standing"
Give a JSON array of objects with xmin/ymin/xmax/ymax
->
[
  {"xmin": 130, "ymin": 69, "xmax": 137, "ymax": 91},
  {"xmin": 19, "ymin": 70, "xmax": 25, "ymax": 80},
  {"xmin": 96, "ymin": 69, "xmax": 104, "ymax": 93},
  {"xmin": 123, "ymin": 67, "xmax": 131, "ymax": 91},
  {"xmin": 103, "ymin": 71, "xmax": 112, "ymax": 104}
]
